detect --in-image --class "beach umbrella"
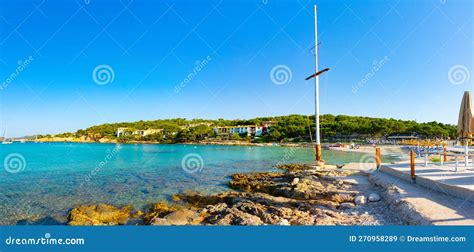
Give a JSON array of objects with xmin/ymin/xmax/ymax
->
[
  {"xmin": 458, "ymin": 91, "xmax": 474, "ymax": 143},
  {"xmin": 457, "ymin": 91, "xmax": 474, "ymax": 166}
]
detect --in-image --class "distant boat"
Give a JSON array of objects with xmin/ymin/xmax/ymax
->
[{"xmin": 2, "ymin": 127, "xmax": 13, "ymax": 144}]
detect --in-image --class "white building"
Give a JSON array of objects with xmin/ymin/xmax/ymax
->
[
  {"xmin": 116, "ymin": 127, "xmax": 163, "ymax": 137},
  {"xmin": 213, "ymin": 122, "xmax": 272, "ymax": 137}
]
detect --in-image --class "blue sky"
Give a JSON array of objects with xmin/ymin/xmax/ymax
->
[{"xmin": 0, "ymin": 0, "xmax": 472, "ymax": 137}]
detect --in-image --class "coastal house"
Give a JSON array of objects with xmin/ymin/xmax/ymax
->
[
  {"xmin": 213, "ymin": 122, "xmax": 273, "ymax": 137},
  {"xmin": 116, "ymin": 127, "xmax": 163, "ymax": 137}
]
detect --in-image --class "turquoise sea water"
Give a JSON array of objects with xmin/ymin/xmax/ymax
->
[{"xmin": 0, "ymin": 143, "xmax": 394, "ymax": 225}]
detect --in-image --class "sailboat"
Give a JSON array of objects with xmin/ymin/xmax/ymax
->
[{"xmin": 2, "ymin": 127, "xmax": 13, "ymax": 144}]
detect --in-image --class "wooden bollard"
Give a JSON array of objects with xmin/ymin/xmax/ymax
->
[
  {"xmin": 375, "ymin": 147, "xmax": 381, "ymax": 169},
  {"xmin": 443, "ymin": 147, "xmax": 447, "ymax": 162},
  {"xmin": 410, "ymin": 150, "xmax": 416, "ymax": 182},
  {"xmin": 315, "ymin": 144, "xmax": 322, "ymax": 161}
]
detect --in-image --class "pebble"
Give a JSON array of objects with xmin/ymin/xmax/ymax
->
[
  {"xmin": 354, "ymin": 195, "xmax": 367, "ymax": 205},
  {"xmin": 368, "ymin": 193, "xmax": 381, "ymax": 202},
  {"xmin": 290, "ymin": 178, "xmax": 300, "ymax": 186}
]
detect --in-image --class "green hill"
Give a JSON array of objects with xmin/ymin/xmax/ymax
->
[{"xmin": 41, "ymin": 114, "xmax": 457, "ymax": 143}]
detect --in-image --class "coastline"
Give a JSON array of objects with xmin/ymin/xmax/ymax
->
[
  {"xmin": 67, "ymin": 164, "xmax": 405, "ymax": 226},
  {"xmin": 32, "ymin": 137, "xmax": 406, "ymax": 151},
  {"xmin": 33, "ymin": 137, "xmax": 315, "ymax": 148}
]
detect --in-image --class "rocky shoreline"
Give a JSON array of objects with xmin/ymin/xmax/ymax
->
[{"xmin": 67, "ymin": 164, "xmax": 406, "ymax": 226}]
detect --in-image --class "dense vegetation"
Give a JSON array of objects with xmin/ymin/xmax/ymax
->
[{"xmin": 42, "ymin": 114, "xmax": 457, "ymax": 143}]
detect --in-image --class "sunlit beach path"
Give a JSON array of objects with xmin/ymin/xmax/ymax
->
[
  {"xmin": 370, "ymin": 171, "xmax": 474, "ymax": 225},
  {"xmin": 380, "ymin": 161, "xmax": 474, "ymax": 201},
  {"xmin": 329, "ymin": 162, "xmax": 474, "ymax": 225}
]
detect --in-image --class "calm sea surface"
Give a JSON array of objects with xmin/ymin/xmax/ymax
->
[{"xmin": 0, "ymin": 143, "xmax": 395, "ymax": 225}]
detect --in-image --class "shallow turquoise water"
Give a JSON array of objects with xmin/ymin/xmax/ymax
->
[{"xmin": 0, "ymin": 143, "xmax": 392, "ymax": 225}]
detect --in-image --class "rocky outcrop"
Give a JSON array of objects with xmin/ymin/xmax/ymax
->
[
  {"xmin": 67, "ymin": 164, "xmax": 402, "ymax": 226},
  {"xmin": 67, "ymin": 204, "xmax": 142, "ymax": 226}
]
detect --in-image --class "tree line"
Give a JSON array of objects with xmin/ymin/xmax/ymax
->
[{"xmin": 41, "ymin": 114, "xmax": 457, "ymax": 143}]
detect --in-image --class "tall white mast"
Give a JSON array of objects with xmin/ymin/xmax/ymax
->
[
  {"xmin": 313, "ymin": 4, "xmax": 322, "ymax": 163},
  {"xmin": 305, "ymin": 4, "xmax": 330, "ymax": 165}
]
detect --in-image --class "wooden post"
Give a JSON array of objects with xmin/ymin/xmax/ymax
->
[
  {"xmin": 410, "ymin": 150, "xmax": 416, "ymax": 182},
  {"xmin": 315, "ymin": 144, "xmax": 322, "ymax": 162},
  {"xmin": 375, "ymin": 147, "xmax": 381, "ymax": 169},
  {"xmin": 443, "ymin": 146, "xmax": 447, "ymax": 162}
]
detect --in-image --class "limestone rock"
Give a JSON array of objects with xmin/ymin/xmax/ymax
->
[
  {"xmin": 67, "ymin": 204, "xmax": 133, "ymax": 226},
  {"xmin": 143, "ymin": 202, "xmax": 180, "ymax": 224}
]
